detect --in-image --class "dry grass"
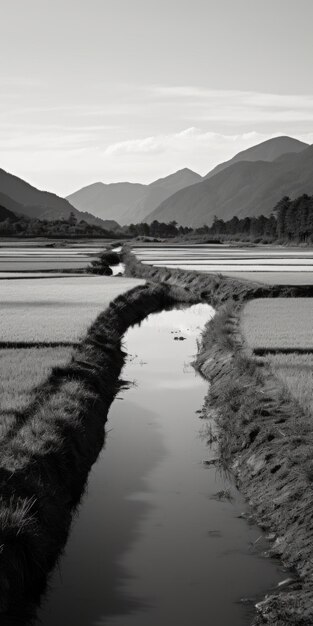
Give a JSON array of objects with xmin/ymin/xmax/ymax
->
[
  {"xmin": 267, "ymin": 353, "xmax": 313, "ymax": 417},
  {"xmin": 241, "ymin": 298, "xmax": 313, "ymax": 349}
]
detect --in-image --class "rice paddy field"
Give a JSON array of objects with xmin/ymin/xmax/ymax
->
[
  {"xmin": 0, "ymin": 276, "xmax": 144, "ymax": 343},
  {"xmin": 267, "ymin": 353, "xmax": 313, "ymax": 417},
  {"xmin": 133, "ymin": 244, "xmax": 313, "ymax": 285},
  {"xmin": 241, "ymin": 298, "xmax": 313, "ymax": 350},
  {"xmin": 0, "ymin": 245, "xmax": 103, "ymax": 272},
  {"xmin": 0, "ymin": 265, "xmax": 144, "ymax": 430},
  {"xmin": 241, "ymin": 298, "xmax": 313, "ymax": 418},
  {"xmin": 0, "ymin": 347, "xmax": 72, "ymax": 415}
]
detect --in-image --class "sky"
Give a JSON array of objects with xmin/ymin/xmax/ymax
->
[{"xmin": 1, "ymin": 0, "xmax": 313, "ymax": 196}]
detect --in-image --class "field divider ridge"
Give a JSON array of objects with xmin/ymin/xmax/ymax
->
[{"xmin": 0, "ymin": 280, "xmax": 197, "ymax": 623}]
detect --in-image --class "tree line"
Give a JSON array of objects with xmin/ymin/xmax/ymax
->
[
  {"xmin": 0, "ymin": 211, "xmax": 119, "ymax": 239},
  {"xmin": 124, "ymin": 194, "xmax": 313, "ymax": 243},
  {"xmin": 1, "ymin": 193, "xmax": 312, "ymax": 242}
]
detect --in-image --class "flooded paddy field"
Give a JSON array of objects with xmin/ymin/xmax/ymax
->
[
  {"xmin": 39, "ymin": 304, "xmax": 284, "ymax": 626},
  {"xmin": 0, "ymin": 245, "xmax": 102, "ymax": 272},
  {"xmin": 133, "ymin": 245, "xmax": 313, "ymax": 285}
]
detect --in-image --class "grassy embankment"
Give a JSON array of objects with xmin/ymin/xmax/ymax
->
[
  {"xmin": 195, "ymin": 305, "xmax": 313, "ymax": 624},
  {"xmin": 0, "ymin": 274, "xmax": 146, "ymax": 458},
  {"xmin": 0, "ymin": 281, "xmax": 197, "ymax": 623},
  {"xmin": 1, "ymin": 246, "xmax": 312, "ymax": 623},
  {"xmin": 123, "ymin": 248, "xmax": 313, "ymax": 625}
]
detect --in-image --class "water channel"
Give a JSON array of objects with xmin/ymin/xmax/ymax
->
[{"xmin": 39, "ymin": 303, "xmax": 283, "ymax": 626}]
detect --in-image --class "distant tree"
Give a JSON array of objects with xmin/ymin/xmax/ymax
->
[
  {"xmin": 68, "ymin": 211, "xmax": 77, "ymax": 226},
  {"xmin": 274, "ymin": 196, "xmax": 290, "ymax": 239}
]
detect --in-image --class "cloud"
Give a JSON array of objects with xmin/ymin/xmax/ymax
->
[
  {"xmin": 103, "ymin": 127, "xmax": 297, "ymax": 159},
  {"xmin": 148, "ymin": 86, "xmax": 313, "ymax": 123},
  {"xmin": 1, "ymin": 83, "xmax": 313, "ymax": 194}
]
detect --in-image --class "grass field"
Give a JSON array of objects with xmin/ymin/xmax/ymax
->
[
  {"xmin": 241, "ymin": 298, "xmax": 313, "ymax": 349},
  {"xmin": 0, "ymin": 276, "xmax": 144, "ymax": 343},
  {"xmin": 0, "ymin": 273, "xmax": 144, "ymax": 445},
  {"xmin": 268, "ymin": 353, "xmax": 313, "ymax": 417},
  {"xmin": 0, "ymin": 347, "xmax": 72, "ymax": 415},
  {"xmin": 241, "ymin": 297, "xmax": 313, "ymax": 418}
]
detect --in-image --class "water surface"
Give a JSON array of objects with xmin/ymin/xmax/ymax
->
[
  {"xmin": 39, "ymin": 304, "xmax": 283, "ymax": 626},
  {"xmin": 133, "ymin": 244, "xmax": 313, "ymax": 284}
]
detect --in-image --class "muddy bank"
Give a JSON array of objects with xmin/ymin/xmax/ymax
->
[
  {"xmin": 0, "ymin": 282, "xmax": 193, "ymax": 624},
  {"xmin": 195, "ymin": 304, "xmax": 313, "ymax": 625},
  {"xmin": 123, "ymin": 247, "xmax": 313, "ymax": 301}
]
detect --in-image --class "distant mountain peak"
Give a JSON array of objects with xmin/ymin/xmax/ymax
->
[
  {"xmin": 67, "ymin": 168, "xmax": 202, "ymax": 224},
  {"xmin": 149, "ymin": 167, "xmax": 201, "ymax": 188},
  {"xmin": 0, "ymin": 168, "xmax": 119, "ymax": 230},
  {"xmin": 204, "ymin": 135, "xmax": 308, "ymax": 180},
  {"xmin": 145, "ymin": 140, "xmax": 313, "ymax": 227}
]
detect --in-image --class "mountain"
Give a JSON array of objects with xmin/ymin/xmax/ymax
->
[
  {"xmin": 66, "ymin": 168, "xmax": 202, "ymax": 225},
  {"xmin": 146, "ymin": 143, "xmax": 313, "ymax": 227},
  {"xmin": 0, "ymin": 203, "xmax": 16, "ymax": 222},
  {"xmin": 204, "ymin": 136, "xmax": 308, "ymax": 180},
  {"xmin": 0, "ymin": 191, "xmax": 27, "ymax": 216},
  {"xmin": 0, "ymin": 169, "xmax": 119, "ymax": 231},
  {"xmin": 67, "ymin": 181, "xmax": 147, "ymax": 225}
]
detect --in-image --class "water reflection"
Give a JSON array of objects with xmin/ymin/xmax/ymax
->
[{"xmin": 38, "ymin": 304, "xmax": 283, "ymax": 626}]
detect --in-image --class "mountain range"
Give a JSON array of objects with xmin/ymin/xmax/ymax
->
[
  {"xmin": 66, "ymin": 168, "xmax": 202, "ymax": 225},
  {"xmin": 1, "ymin": 135, "xmax": 312, "ymax": 230},
  {"xmin": 203, "ymin": 135, "xmax": 306, "ymax": 180},
  {"xmin": 68, "ymin": 136, "xmax": 311, "ymax": 227},
  {"xmin": 146, "ymin": 138, "xmax": 313, "ymax": 227},
  {"xmin": 0, "ymin": 169, "xmax": 119, "ymax": 231}
]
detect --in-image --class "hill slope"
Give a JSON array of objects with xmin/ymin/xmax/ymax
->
[
  {"xmin": 0, "ymin": 169, "xmax": 119, "ymax": 230},
  {"xmin": 0, "ymin": 204, "xmax": 16, "ymax": 222},
  {"xmin": 146, "ymin": 144, "xmax": 313, "ymax": 227},
  {"xmin": 67, "ymin": 181, "xmax": 147, "ymax": 225},
  {"xmin": 67, "ymin": 168, "xmax": 202, "ymax": 225},
  {"xmin": 204, "ymin": 136, "xmax": 308, "ymax": 180}
]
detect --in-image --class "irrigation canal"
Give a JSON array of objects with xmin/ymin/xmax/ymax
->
[{"xmin": 39, "ymin": 303, "xmax": 283, "ymax": 626}]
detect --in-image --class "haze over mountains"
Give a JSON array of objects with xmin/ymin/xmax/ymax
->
[
  {"xmin": 66, "ymin": 168, "xmax": 202, "ymax": 225},
  {"xmin": 0, "ymin": 169, "xmax": 119, "ymax": 231}
]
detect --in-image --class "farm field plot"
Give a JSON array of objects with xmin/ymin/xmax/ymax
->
[
  {"xmin": 0, "ymin": 273, "xmax": 83, "ymax": 279},
  {"xmin": 0, "ymin": 260, "xmax": 91, "ymax": 271},
  {"xmin": 213, "ymin": 271, "xmax": 313, "ymax": 285},
  {"xmin": 133, "ymin": 245, "xmax": 313, "ymax": 285},
  {"xmin": 241, "ymin": 298, "xmax": 313, "ymax": 350},
  {"xmin": 0, "ymin": 276, "xmax": 144, "ymax": 343},
  {"xmin": 0, "ymin": 245, "xmax": 102, "ymax": 273},
  {"xmin": 0, "ymin": 347, "xmax": 72, "ymax": 415},
  {"xmin": 267, "ymin": 353, "xmax": 313, "ymax": 417},
  {"xmin": 241, "ymin": 298, "xmax": 313, "ymax": 424}
]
